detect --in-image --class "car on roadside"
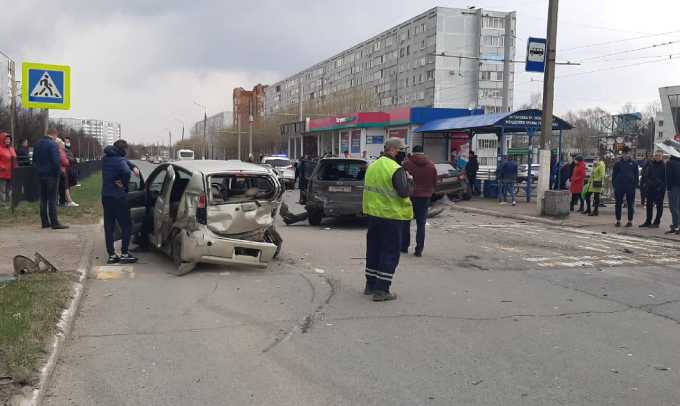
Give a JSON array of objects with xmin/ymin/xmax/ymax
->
[
  {"xmin": 304, "ymin": 157, "xmax": 367, "ymax": 225},
  {"xmin": 517, "ymin": 163, "xmax": 541, "ymax": 183},
  {"xmin": 261, "ymin": 155, "xmax": 296, "ymax": 189},
  {"xmin": 431, "ymin": 162, "xmax": 470, "ymax": 201},
  {"xmin": 122, "ymin": 160, "xmax": 284, "ymax": 275}
]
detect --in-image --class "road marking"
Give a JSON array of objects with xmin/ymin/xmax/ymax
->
[{"xmin": 95, "ymin": 265, "xmax": 135, "ymax": 280}]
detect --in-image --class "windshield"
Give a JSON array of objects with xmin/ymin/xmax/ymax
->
[
  {"xmin": 179, "ymin": 151, "xmax": 193, "ymax": 158},
  {"xmin": 318, "ymin": 160, "xmax": 367, "ymax": 181},
  {"xmin": 264, "ymin": 158, "xmax": 291, "ymax": 168}
]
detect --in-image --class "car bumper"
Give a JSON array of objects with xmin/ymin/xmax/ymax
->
[
  {"xmin": 306, "ymin": 201, "xmax": 363, "ymax": 217},
  {"xmin": 180, "ymin": 228, "xmax": 278, "ymax": 268}
]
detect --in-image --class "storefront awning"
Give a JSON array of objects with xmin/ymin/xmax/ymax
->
[{"xmin": 414, "ymin": 109, "xmax": 573, "ymax": 134}]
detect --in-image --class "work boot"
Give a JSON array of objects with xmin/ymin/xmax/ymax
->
[
  {"xmin": 625, "ymin": 222, "xmax": 633, "ymax": 228},
  {"xmin": 364, "ymin": 283, "xmax": 375, "ymax": 295},
  {"xmin": 372, "ymin": 291, "xmax": 398, "ymax": 302},
  {"xmin": 414, "ymin": 251, "xmax": 422, "ymax": 258},
  {"xmin": 582, "ymin": 210, "xmax": 591, "ymax": 215},
  {"xmin": 615, "ymin": 221, "xmax": 621, "ymax": 227},
  {"xmin": 665, "ymin": 227, "xmax": 676, "ymax": 234},
  {"xmin": 107, "ymin": 254, "xmax": 120, "ymax": 264},
  {"xmin": 639, "ymin": 222, "xmax": 651, "ymax": 228},
  {"xmin": 650, "ymin": 223, "xmax": 660, "ymax": 228},
  {"xmin": 51, "ymin": 224, "xmax": 69, "ymax": 230}
]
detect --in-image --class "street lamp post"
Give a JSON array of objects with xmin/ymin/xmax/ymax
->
[{"xmin": 0, "ymin": 50, "xmax": 17, "ymax": 149}]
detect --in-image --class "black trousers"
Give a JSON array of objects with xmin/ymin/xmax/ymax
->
[
  {"xmin": 585, "ymin": 192, "xmax": 600, "ymax": 213},
  {"xmin": 39, "ymin": 176, "xmax": 60, "ymax": 227},
  {"xmin": 102, "ymin": 196, "xmax": 131, "ymax": 256},
  {"xmin": 615, "ymin": 188, "xmax": 636, "ymax": 221},
  {"xmin": 59, "ymin": 173, "xmax": 67, "ymax": 205},
  {"xmin": 645, "ymin": 190, "xmax": 665, "ymax": 225},
  {"xmin": 570, "ymin": 193, "xmax": 584, "ymax": 211},
  {"xmin": 365, "ymin": 216, "xmax": 404, "ymax": 293},
  {"xmin": 401, "ymin": 197, "xmax": 429, "ymax": 254}
]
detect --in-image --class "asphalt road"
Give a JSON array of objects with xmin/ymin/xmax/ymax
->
[{"xmin": 45, "ymin": 191, "xmax": 680, "ymax": 405}]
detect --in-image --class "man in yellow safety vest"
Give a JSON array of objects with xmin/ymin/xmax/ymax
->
[{"xmin": 362, "ymin": 138, "xmax": 413, "ymax": 301}]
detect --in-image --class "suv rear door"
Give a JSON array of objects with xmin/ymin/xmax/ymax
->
[{"xmin": 309, "ymin": 159, "xmax": 367, "ymax": 212}]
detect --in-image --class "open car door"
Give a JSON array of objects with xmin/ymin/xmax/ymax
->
[
  {"xmin": 152, "ymin": 165, "xmax": 176, "ymax": 248},
  {"xmin": 113, "ymin": 168, "xmax": 146, "ymax": 241}
]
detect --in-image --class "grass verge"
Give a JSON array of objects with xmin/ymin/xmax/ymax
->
[
  {"xmin": 0, "ymin": 272, "xmax": 74, "ymax": 385},
  {"xmin": 0, "ymin": 172, "xmax": 102, "ymax": 227}
]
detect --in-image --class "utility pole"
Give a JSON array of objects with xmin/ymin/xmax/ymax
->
[
  {"xmin": 237, "ymin": 112, "xmax": 242, "ymax": 161},
  {"xmin": 298, "ymin": 78, "xmax": 303, "ymax": 121},
  {"xmin": 168, "ymin": 130, "xmax": 172, "ymax": 160},
  {"xmin": 203, "ymin": 111, "xmax": 207, "ymax": 159},
  {"xmin": 537, "ymin": 0, "xmax": 559, "ymax": 213},
  {"xmin": 501, "ymin": 12, "xmax": 514, "ymax": 112},
  {"xmin": 248, "ymin": 99, "xmax": 253, "ymax": 159},
  {"xmin": 8, "ymin": 61, "xmax": 16, "ymax": 146}
]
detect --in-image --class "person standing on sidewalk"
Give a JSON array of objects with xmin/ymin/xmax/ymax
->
[
  {"xmin": 33, "ymin": 128, "xmax": 68, "ymax": 229},
  {"xmin": 16, "ymin": 139, "xmax": 30, "ymax": 166},
  {"xmin": 583, "ymin": 158, "xmax": 605, "ymax": 216},
  {"xmin": 0, "ymin": 132, "xmax": 16, "ymax": 207},
  {"xmin": 558, "ymin": 158, "xmax": 573, "ymax": 190},
  {"xmin": 570, "ymin": 156, "xmax": 586, "ymax": 212},
  {"xmin": 665, "ymin": 152, "xmax": 680, "ymax": 234},
  {"xmin": 102, "ymin": 139, "xmax": 139, "ymax": 264},
  {"xmin": 612, "ymin": 147, "xmax": 639, "ymax": 227},
  {"xmin": 639, "ymin": 150, "xmax": 666, "ymax": 228},
  {"xmin": 465, "ymin": 151, "xmax": 479, "ymax": 196},
  {"xmin": 499, "ymin": 156, "xmax": 518, "ymax": 206},
  {"xmin": 401, "ymin": 145, "xmax": 437, "ymax": 257},
  {"xmin": 363, "ymin": 138, "xmax": 413, "ymax": 302}
]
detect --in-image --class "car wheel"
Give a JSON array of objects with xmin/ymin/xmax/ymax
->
[
  {"xmin": 264, "ymin": 226, "xmax": 283, "ymax": 258},
  {"xmin": 169, "ymin": 234, "xmax": 195, "ymax": 276},
  {"xmin": 447, "ymin": 192, "xmax": 459, "ymax": 201},
  {"xmin": 308, "ymin": 209, "xmax": 323, "ymax": 226},
  {"xmin": 431, "ymin": 194, "xmax": 443, "ymax": 202},
  {"xmin": 462, "ymin": 192, "xmax": 471, "ymax": 201}
]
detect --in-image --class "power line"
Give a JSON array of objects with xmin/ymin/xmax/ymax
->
[
  {"xmin": 559, "ymin": 29, "xmax": 680, "ymax": 53},
  {"xmin": 576, "ymin": 40, "xmax": 680, "ymax": 62},
  {"xmin": 556, "ymin": 54, "xmax": 680, "ymax": 79},
  {"xmin": 434, "ymin": 52, "xmax": 580, "ymax": 65}
]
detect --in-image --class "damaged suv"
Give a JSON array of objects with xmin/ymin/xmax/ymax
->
[{"xmin": 126, "ymin": 160, "xmax": 284, "ymax": 275}]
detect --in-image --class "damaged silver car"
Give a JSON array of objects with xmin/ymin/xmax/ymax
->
[{"xmin": 125, "ymin": 160, "xmax": 284, "ymax": 275}]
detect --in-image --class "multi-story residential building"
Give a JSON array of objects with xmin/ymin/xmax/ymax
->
[
  {"xmin": 656, "ymin": 85, "xmax": 680, "ymax": 144},
  {"xmin": 233, "ymin": 85, "xmax": 266, "ymax": 130},
  {"xmin": 54, "ymin": 117, "xmax": 121, "ymax": 147},
  {"xmin": 264, "ymin": 7, "xmax": 515, "ymax": 117}
]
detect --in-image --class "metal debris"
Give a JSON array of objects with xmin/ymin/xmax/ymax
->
[{"xmin": 13, "ymin": 252, "xmax": 58, "ymax": 276}]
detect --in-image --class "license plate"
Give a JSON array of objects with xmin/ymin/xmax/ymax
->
[
  {"xmin": 440, "ymin": 178, "xmax": 456, "ymax": 183},
  {"xmin": 329, "ymin": 186, "xmax": 351, "ymax": 192}
]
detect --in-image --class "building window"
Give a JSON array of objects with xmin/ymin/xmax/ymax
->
[
  {"xmin": 426, "ymin": 70, "xmax": 434, "ymax": 80},
  {"xmin": 480, "ymin": 71, "xmax": 492, "ymax": 81},
  {"xmin": 406, "ymin": 45, "xmax": 410, "ymax": 55},
  {"xmin": 659, "ymin": 120, "xmax": 664, "ymax": 127},
  {"xmin": 659, "ymin": 131, "xmax": 664, "ymax": 138},
  {"xmin": 478, "ymin": 139, "xmax": 498, "ymax": 149},
  {"xmin": 374, "ymin": 41, "xmax": 381, "ymax": 51},
  {"xmin": 400, "ymin": 47, "xmax": 406, "ymax": 58},
  {"xmin": 421, "ymin": 39, "xmax": 426, "ymax": 49},
  {"xmin": 496, "ymin": 71, "xmax": 503, "ymax": 81},
  {"xmin": 483, "ymin": 16, "xmax": 505, "ymax": 29},
  {"xmin": 482, "ymin": 35, "xmax": 505, "ymax": 47}
]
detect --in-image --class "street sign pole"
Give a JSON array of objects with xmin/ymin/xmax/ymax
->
[{"xmin": 537, "ymin": 0, "xmax": 559, "ymax": 214}]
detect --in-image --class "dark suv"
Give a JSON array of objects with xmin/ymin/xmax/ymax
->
[{"xmin": 304, "ymin": 158, "xmax": 368, "ymax": 225}]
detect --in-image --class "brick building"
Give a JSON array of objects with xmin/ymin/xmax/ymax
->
[{"xmin": 232, "ymin": 85, "xmax": 267, "ymax": 130}]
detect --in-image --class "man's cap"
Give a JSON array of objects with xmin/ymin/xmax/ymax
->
[
  {"xmin": 384, "ymin": 137, "xmax": 406, "ymax": 151},
  {"xmin": 412, "ymin": 145, "xmax": 424, "ymax": 153}
]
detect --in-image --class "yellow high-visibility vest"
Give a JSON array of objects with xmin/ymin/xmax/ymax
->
[{"xmin": 362, "ymin": 156, "xmax": 413, "ymax": 220}]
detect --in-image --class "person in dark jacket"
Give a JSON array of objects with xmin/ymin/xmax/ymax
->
[
  {"xmin": 612, "ymin": 147, "xmax": 639, "ymax": 227},
  {"xmin": 639, "ymin": 155, "xmax": 650, "ymax": 207},
  {"xmin": 666, "ymin": 154, "xmax": 680, "ymax": 234},
  {"xmin": 465, "ymin": 151, "xmax": 479, "ymax": 196},
  {"xmin": 32, "ymin": 128, "xmax": 68, "ymax": 229},
  {"xmin": 558, "ymin": 160, "xmax": 573, "ymax": 190},
  {"xmin": 401, "ymin": 145, "xmax": 438, "ymax": 257},
  {"xmin": 639, "ymin": 151, "xmax": 666, "ymax": 228},
  {"xmin": 102, "ymin": 139, "xmax": 139, "ymax": 264},
  {"xmin": 16, "ymin": 139, "xmax": 31, "ymax": 166},
  {"xmin": 498, "ymin": 156, "xmax": 518, "ymax": 205}
]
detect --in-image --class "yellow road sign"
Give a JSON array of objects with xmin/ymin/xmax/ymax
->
[{"xmin": 21, "ymin": 62, "xmax": 70, "ymax": 110}]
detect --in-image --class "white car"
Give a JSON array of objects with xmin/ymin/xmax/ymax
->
[{"xmin": 261, "ymin": 156, "xmax": 296, "ymax": 189}]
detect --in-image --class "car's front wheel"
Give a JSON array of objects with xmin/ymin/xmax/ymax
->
[{"xmin": 307, "ymin": 209, "xmax": 323, "ymax": 226}]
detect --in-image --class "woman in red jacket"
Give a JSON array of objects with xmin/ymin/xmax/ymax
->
[
  {"xmin": 569, "ymin": 156, "xmax": 586, "ymax": 212},
  {"xmin": 56, "ymin": 138, "xmax": 78, "ymax": 207},
  {"xmin": 0, "ymin": 132, "xmax": 17, "ymax": 206}
]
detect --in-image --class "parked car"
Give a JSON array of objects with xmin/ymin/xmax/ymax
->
[
  {"xmin": 518, "ymin": 163, "xmax": 541, "ymax": 183},
  {"xmin": 123, "ymin": 160, "xmax": 284, "ymax": 275},
  {"xmin": 305, "ymin": 157, "xmax": 367, "ymax": 225},
  {"xmin": 261, "ymin": 156, "xmax": 296, "ymax": 189},
  {"xmin": 431, "ymin": 162, "xmax": 469, "ymax": 201}
]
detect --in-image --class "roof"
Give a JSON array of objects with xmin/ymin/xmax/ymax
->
[
  {"xmin": 172, "ymin": 160, "xmax": 272, "ymax": 175},
  {"xmin": 415, "ymin": 109, "xmax": 573, "ymax": 133}
]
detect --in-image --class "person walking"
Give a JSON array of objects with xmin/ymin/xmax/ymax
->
[
  {"xmin": 569, "ymin": 156, "xmax": 586, "ymax": 212},
  {"xmin": 558, "ymin": 158, "xmax": 573, "ymax": 190},
  {"xmin": 465, "ymin": 151, "xmax": 479, "ymax": 196},
  {"xmin": 639, "ymin": 150, "xmax": 666, "ymax": 228},
  {"xmin": 496, "ymin": 156, "xmax": 507, "ymax": 203},
  {"xmin": 363, "ymin": 138, "xmax": 413, "ymax": 302},
  {"xmin": 33, "ymin": 128, "xmax": 68, "ymax": 229},
  {"xmin": 639, "ymin": 155, "xmax": 650, "ymax": 207},
  {"xmin": 612, "ymin": 147, "xmax": 639, "ymax": 227},
  {"xmin": 0, "ymin": 132, "xmax": 17, "ymax": 206},
  {"xmin": 583, "ymin": 158, "xmax": 605, "ymax": 216},
  {"xmin": 401, "ymin": 145, "xmax": 437, "ymax": 257},
  {"xmin": 665, "ymin": 152, "xmax": 680, "ymax": 234},
  {"xmin": 102, "ymin": 139, "xmax": 139, "ymax": 264},
  {"xmin": 499, "ymin": 156, "xmax": 518, "ymax": 205}
]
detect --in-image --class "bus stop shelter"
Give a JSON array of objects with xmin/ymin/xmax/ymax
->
[{"xmin": 415, "ymin": 109, "xmax": 573, "ymax": 202}]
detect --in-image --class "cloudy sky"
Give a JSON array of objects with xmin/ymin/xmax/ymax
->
[{"xmin": 2, "ymin": 0, "xmax": 679, "ymax": 144}]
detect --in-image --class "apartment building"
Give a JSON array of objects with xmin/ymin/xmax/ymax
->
[{"xmin": 264, "ymin": 7, "xmax": 516, "ymax": 117}]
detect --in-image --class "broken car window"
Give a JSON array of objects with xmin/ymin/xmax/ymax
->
[
  {"xmin": 318, "ymin": 160, "xmax": 367, "ymax": 181},
  {"xmin": 209, "ymin": 174, "xmax": 276, "ymax": 204}
]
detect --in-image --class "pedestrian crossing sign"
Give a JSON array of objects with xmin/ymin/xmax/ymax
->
[{"xmin": 22, "ymin": 62, "xmax": 70, "ymax": 110}]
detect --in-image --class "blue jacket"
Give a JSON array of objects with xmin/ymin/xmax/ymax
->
[
  {"xmin": 32, "ymin": 136, "xmax": 61, "ymax": 177},
  {"xmin": 612, "ymin": 158, "xmax": 639, "ymax": 191},
  {"xmin": 102, "ymin": 145, "xmax": 132, "ymax": 199},
  {"xmin": 498, "ymin": 159, "xmax": 518, "ymax": 182}
]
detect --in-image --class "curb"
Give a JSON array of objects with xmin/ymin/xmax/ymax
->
[{"xmin": 20, "ymin": 225, "xmax": 97, "ymax": 406}]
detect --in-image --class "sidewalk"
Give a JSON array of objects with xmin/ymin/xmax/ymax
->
[
  {"xmin": 449, "ymin": 197, "xmax": 680, "ymax": 241},
  {"xmin": 0, "ymin": 224, "xmax": 96, "ymax": 275}
]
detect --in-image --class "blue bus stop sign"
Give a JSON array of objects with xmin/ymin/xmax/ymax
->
[{"xmin": 526, "ymin": 37, "xmax": 546, "ymax": 73}]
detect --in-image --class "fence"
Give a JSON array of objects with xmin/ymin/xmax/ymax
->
[{"xmin": 10, "ymin": 160, "xmax": 102, "ymax": 209}]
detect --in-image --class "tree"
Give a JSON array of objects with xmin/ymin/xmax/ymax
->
[{"xmin": 519, "ymin": 92, "xmax": 542, "ymax": 110}]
